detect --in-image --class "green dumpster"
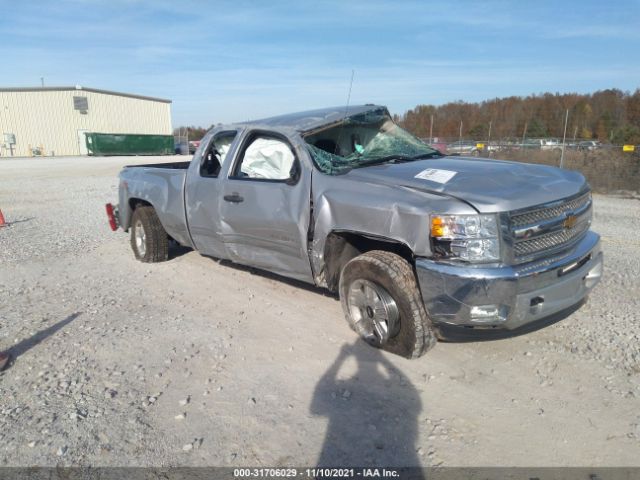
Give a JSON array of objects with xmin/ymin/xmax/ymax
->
[{"xmin": 85, "ymin": 133, "xmax": 174, "ymax": 156}]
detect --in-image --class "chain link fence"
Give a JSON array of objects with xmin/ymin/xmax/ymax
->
[{"xmin": 173, "ymin": 127, "xmax": 189, "ymax": 155}]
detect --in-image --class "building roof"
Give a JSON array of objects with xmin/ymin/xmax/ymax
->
[
  {"xmin": 0, "ymin": 86, "xmax": 171, "ymax": 104},
  {"xmin": 240, "ymin": 104, "xmax": 388, "ymax": 133}
]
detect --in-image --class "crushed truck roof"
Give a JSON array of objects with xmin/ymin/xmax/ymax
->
[{"xmin": 236, "ymin": 104, "xmax": 388, "ymax": 133}]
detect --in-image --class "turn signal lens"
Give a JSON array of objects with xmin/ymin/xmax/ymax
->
[{"xmin": 431, "ymin": 217, "xmax": 445, "ymax": 237}]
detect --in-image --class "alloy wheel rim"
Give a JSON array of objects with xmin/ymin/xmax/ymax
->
[{"xmin": 347, "ymin": 279, "xmax": 399, "ymax": 346}]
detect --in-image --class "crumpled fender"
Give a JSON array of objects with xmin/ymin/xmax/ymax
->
[{"xmin": 309, "ymin": 173, "xmax": 476, "ymax": 287}]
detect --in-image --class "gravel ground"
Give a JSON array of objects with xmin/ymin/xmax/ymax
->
[{"xmin": 0, "ymin": 155, "xmax": 638, "ymax": 467}]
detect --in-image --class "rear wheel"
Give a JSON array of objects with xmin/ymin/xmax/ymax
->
[
  {"xmin": 130, "ymin": 206, "xmax": 169, "ymax": 263},
  {"xmin": 339, "ymin": 250, "xmax": 437, "ymax": 358}
]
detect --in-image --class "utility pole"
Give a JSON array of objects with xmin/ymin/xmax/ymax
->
[
  {"xmin": 487, "ymin": 120, "xmax": 493, "ymax": 157},
  {"xmin": 40, "ymin": 77, "xmax": 44, "ymax": 87},
  {"xmin": 560, "ymin": 109, "xmax": 569, "ymax": 169},
  {"xmin": 429, "ymin": 114, "xmax": 434, "ymax": 144},
  {"xmin": 521, "ymin": 121, "xmax": 528, "ymax": 145},
  {"xmin": 459, "ymin": 120, "xmax": 463, "ymax": 143}
]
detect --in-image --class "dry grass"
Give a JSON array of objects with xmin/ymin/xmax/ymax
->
[{"xmin": 489, "ymin": 148, "xmax": 640, "ymax": 194}]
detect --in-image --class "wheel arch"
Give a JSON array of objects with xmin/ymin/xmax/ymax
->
[
  {"xmin": 323, "ymin": 230, "xmax": 415, "ymax": 292},
  {"xmin": 122, "ymin": 198, "xmax": 154, "ymax": 231}
]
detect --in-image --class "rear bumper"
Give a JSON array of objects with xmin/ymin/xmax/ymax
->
[{"xmin": 415, "ymin": 231, "xmax": 602, "ymax": 337}]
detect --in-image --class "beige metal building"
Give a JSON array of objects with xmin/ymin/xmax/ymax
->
[{"xmin": 0, "ymin": 86, "xmax": 172, "ymax": 157}]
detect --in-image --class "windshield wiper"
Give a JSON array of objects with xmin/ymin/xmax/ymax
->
[
  {"xmin": 353, "ymin": 155, "xmax": 413, "ymax": 168},
  {"xmin": 409, "ymin": 151, "xmax": 444, "ymax": 160},
  {"xmin": 353, "ymin": 151, "xmax": 443, "ymax": 168}
]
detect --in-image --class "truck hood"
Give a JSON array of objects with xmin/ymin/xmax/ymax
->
[{"xmin": 342, "ymin": 157, "xmax": 588, "ymax": 213}]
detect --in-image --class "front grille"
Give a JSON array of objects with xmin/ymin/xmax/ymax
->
[
  {"xmin": 511, "ymin": 192, "xmax": 591, "ymax": 227},
  {"xmin": 514, "ymin": 221, "xmax": 590, "ymax": 257},
  {"xmin": 510, "ymin": 192, "xmax": 592, "ymax": 262}
]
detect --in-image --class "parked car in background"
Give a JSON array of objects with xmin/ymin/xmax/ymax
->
[
  {"xmin": 485, "ymin": 142, "xmax": 504, "ymax": 153},
  {"xmin": 500, "ymin": 140, "xmax": 522, "ymax": 152},
  {"xmin": 446, "ymin": 140, "xmax": 480, "ymax": 156},
  {"xmin": 541, "ymin": 138, "xmax": 562, "ymax": 151},
  {"xmin": 188, "ymin": 140, "xmax": 201, "ymax": 154},
  {"xmin": 424, "ymin": 138, "xmax": 447, "ymax": 153},
  {"xmin": 516, "ymin": 138, "xmax": 562, "ymax": 151},
  {"xmin": 174, "ymin": 141, "xmax": 188, "ymax": 155},
  {"xmin": 578, "ymin": 141, "xmax": 601, "ymax": 151},
  {"xmin": 519, "ymin": 139, "xmax": 543, "ymax": 150}
]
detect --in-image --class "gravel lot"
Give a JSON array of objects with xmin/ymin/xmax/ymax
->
[{"xmin": 0, "ymin": 155, "xmax": 638, "ymax": 467}]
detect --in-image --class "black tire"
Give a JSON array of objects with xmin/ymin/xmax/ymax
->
[
  {"xmin": 339, "ymin": 250, "xmax": 437, "ymax": 358},
  {"xmin": 130, "ymin": 206, "xmax": 169, "ymax": 263}
]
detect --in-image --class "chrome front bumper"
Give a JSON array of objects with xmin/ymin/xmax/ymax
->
[{"xmin": 415, "ymin": 231, "xmax": 603, "ymax": 335}]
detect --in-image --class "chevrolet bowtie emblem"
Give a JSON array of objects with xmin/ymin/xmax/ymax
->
[{"xmin": 563, "ymin": 214, "xmax": 578, "ymax": 229}]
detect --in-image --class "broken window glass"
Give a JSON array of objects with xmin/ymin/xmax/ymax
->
[{"xmin": 305, "ymin": 114, "xmax": 441, "ymax": 175}]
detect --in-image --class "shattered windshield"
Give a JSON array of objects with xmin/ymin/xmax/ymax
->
[{"xmin": 304, "ymin": 109, "xmax": 442, "ymax": 175}]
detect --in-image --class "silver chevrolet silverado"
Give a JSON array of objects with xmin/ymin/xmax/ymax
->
[{"xmin": 106, "ymin": 105, "xmax": 603, "ymax": 358}]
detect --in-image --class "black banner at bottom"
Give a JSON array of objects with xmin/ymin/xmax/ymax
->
[{"xmin": 0, "ymin": 467, "xmax": 638, "ymax": 480}]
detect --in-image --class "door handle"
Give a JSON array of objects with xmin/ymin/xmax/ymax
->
[{"xmin": 223, "ymin": 193, "xmax": 244, "ymax": 203}]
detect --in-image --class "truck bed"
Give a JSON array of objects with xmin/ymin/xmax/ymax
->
[
  {"xmin": 124, "ymin": 161, "xmax": 191, "ymax": 170},
  {"xmin": 118, "ymin": 162, "xmax": 191, "ymax": 246}
]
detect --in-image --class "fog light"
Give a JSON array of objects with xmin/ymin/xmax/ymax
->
[
  {"xmin": 584, "ymin": 258, "xmax": 602, "ymax": 289},
  {"xmin": 470, "ymin": 305, "xmax": 508, "ymax": 324}
]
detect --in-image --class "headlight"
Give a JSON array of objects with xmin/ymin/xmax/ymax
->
[{"xmin": 430, "ymin": 214, "xmax": 500, "ymax": 262}]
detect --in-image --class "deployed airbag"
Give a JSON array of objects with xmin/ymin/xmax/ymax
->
[{"xmin": 240, "ymin": 138, "xmax": 295, "ymax": 180}]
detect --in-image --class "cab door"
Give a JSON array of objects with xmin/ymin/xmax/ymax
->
[
  {"xmin": 219, "ymin": 131, "xmax": 314, "ymax": 283},
  {"xmin": 184, "ymin": 129, "xmax": 240, "ymax": 259}
]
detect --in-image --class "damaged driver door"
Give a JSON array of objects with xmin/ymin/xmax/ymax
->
[{"xmin": 219, "ymin": 131, "xmax": 314, "ymax": 283}]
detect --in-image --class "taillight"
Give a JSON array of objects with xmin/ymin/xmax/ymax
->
[{"xmin": 105, "ymin": 203, "xmax": 118, "ymax": 231}]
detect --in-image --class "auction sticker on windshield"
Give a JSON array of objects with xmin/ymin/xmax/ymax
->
[{"xmin": 414, "ymin": 168, "xmax": 457, "ymax": 183}]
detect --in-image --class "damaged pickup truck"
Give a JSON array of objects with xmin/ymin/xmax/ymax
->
[{"xmin": 106, "ymin": 105, "xmax": 603, "ymax": 358}]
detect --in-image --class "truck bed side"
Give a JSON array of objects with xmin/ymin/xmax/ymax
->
[{"xmin": 118, "ymin": 164, "xmax": 193, "ymax": 247}]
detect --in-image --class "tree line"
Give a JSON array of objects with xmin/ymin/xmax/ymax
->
[
  {"xmin": 396, "ymin": 88, "xmax": 640, "ymax": 144},
  {"xmin": 175, "ymin": 88, "xmax": 640, "ymax": 145}
]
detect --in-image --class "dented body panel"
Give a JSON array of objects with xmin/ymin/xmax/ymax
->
[
  {"xmin": 216, "ymin": 129, "xmax": 315, "ymax": 282},
  {"xmin": 308, "ymin": 171, "xmax": 475, "ymax": 284},
  {"xmin": 118, "ymin": 163, "xmax": 193, "ymax": 247}
]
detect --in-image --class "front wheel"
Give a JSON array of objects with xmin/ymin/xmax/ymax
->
[
  {"xmin": 339, "ymin": 251, "xmax": 437, "ymax": 358},
  {"xmin": 130, "ymin": 206, "xmax": 169, "ymax": 263}
]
